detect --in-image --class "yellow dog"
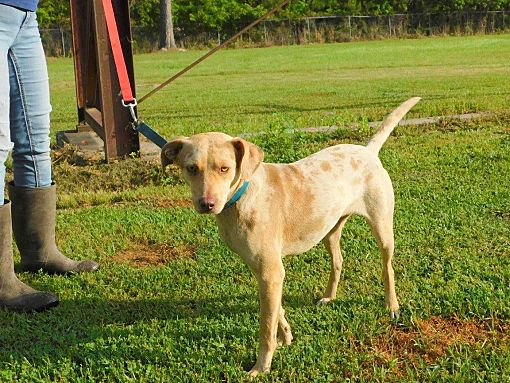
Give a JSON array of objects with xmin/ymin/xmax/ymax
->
[{"xmin": 162, "ymin": 97, "xmax": 420, "ymax": 376}]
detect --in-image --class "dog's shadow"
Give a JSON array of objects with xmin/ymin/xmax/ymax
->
[
  {"xmin": 0, "ymin": 281, "xmax": 375, "ymax": 377},
  {"xmin": 0, "ymin": 292, "xmax": 317, "ymax": 370}
]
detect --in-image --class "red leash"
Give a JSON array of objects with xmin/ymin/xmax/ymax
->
[{"xmin": 101, "ymin": 0, "xmax": 135, "ymax": 105}]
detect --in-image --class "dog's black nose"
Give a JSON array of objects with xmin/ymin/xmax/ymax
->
[{"xmin": 199, "ymin": 198, "xmax": 215, "ymax": 211}]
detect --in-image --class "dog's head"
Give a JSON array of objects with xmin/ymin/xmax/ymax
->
[{"xmin": 161, "ymin": 132, "xmax": 264, "ymax": 214}]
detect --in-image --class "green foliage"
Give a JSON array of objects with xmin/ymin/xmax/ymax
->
[
  {"xmin": 130, "ymin": 0, "xmax": 160, "ymax": 28},
  {"xmin": 37, "ymin": 0, "xmax": 70, "ymax": 28},
  {"xmin": 35, "ymin": 0, "xmax": 510, "ymax": 29},
  {"xmin": 172, "ymin": 0, "xmax": 263, "ymax": 32}
]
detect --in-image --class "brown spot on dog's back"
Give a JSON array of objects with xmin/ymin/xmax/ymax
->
[
  {"xmin": 365, "ymin": 172, "xmax": 374, "ymax": 183},
  {"xmin": 321, "ymin": 162, "xmax": 331, "ymax": 172},
  {"xmin": 265, "ymin": 164, "xmax": 284, "ymax": 190},
  {"xmin": 264, "ymin": 163, "xmax": 320, "ymax": 245},
  {"xmin": 350, "ymin": 158, "xmax": 361, "ymax": 170},
  {"xmin": 282, "ymin": 184, "xmax": 318, "ymax": 242},
  {"xmin": 353, "ymin": 178, "xmax": 362, "ymax": 185},
  {"xmin": 283, "ymin": 164, "xmax": 306, "ymax": 185},
  {"xmin": 288, "ymin": 164, "xmax": 304, "ymax": 177},
  {"xmin": 113, "ymin": 242, "xmax": 195, "ymax": 267},
  {"xmin": 245, "ymin": 210, "xmax": 257, "ymax": 231},
  {"xmin": 334, "ymin": 152, "xmax": 345, "ymax": 159},
  {"xmin": 265, "ymin": 164, "xmax": 288, "ymax": 212}
]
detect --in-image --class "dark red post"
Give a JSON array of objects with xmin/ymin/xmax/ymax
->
[{"xmin": 69, "ymin": 0, "xmax": 139, "ymax": 162}]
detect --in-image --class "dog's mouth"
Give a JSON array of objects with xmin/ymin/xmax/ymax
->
[
  {"xmin": 196, "ymin": 207, "xmax": 214, "ymax": 214},
  {"xmin": 196, "ymin": 208, "xmax": 223, "ymax": 215}
]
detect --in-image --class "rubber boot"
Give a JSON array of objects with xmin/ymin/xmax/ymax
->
[
  {"xmin": 0, "ymin": 201, "xmax": 59, "ymax": 312},
  {"xmin": 8, "ymin": 182, "xmax": 99, "ymax": 274}
]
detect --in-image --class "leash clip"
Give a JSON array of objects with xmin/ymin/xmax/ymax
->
[
  {"xmin": 121, "ymin": 98, "xmax": 138, "ymax": 123},
  {"xmin": 121, "ymin": 98, "xmax": 168, "ymax": 148}
]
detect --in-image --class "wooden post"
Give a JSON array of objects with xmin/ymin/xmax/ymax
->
[{"xmin": 68, "ymin": 0, "xmax": 139, "ymax": 162}]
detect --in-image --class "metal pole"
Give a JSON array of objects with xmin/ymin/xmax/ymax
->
[
  {"xmin": 388, "ymin": 15, "xmax": 392, "ymax": 36},
  {"xmin": 348, "ymin": 16, "xmax": 352, "ymax": 39},
  {"xmin": 60, "ymin": 28, "xmax": 66, "ymax": 56},
  {"xmin": 306, "ymin": 17, "xmax": 310, "ymax": 43}
]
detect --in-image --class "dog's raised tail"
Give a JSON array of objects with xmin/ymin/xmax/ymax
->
[{"xmin": 366, "ymin": 97, "xmax": 421, "ymax": 155}]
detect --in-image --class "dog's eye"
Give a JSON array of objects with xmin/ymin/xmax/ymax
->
[
  {"xmin": 186, "ymin": 165, "xmax": 198, "ymax": 175},
  {"xmin": 220, "ymin": 167, "xmax": 229, "ymax": 173}
]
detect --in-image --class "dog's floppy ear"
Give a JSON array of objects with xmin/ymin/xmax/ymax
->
[
  {"xmin": 231, "ymin": 137, "xmax": 264, "ymax": 180},
  {"xmin": 161, "ymin": 137, "xmax": 188, "ymax": 169}
]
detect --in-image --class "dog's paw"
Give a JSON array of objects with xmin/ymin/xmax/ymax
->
[
  {"xmin": 390, "ymin": 310, "xmax": 400, "ymax": 321},
  {"xmin": 316, "ymin": 297, "xmax": 332, "ymax": 306},
  {"xmin": 247, "ymin": 366, "xmax": 269, "ymax": 378},
  {"xmin": 247, "ymin": 369, "xmax": 259, "ymax": 379},
  {"xmin": 277, "ymin": 323, "xmax": 293, "ymax": 346},
  {"xmin": 277, "ymin": 332, "xmax": 293, "ymax": 346}
]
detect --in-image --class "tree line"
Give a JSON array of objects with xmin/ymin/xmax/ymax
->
[{"xmin": 38, "ymin": 0, "xmax": 510, "ymax": 30}]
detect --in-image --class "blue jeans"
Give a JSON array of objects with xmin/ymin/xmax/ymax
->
[{"xmin": 0, "ymin": 5, "xmax": 52, "ymax": 205}]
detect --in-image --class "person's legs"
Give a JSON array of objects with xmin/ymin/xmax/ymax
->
[
  {"xmin": 0, "ymin": 5, "xmax": 20, "ymax": 204},
  {"xmin": 0, "ymin": 5, "xmax": 58, "ymax": 312},
  {"xmin": 8, "ymin": 11, "xmax": 52, "ymax": 188},
  {"xmin": 7, "ymin": 11, "xmax": 99, "ymax": 274}
]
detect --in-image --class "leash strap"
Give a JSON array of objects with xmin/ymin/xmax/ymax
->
[
  {"xmin": 224, "ymin": 181, "xmax": 250, "ymax": 209},
  {"xmin": 135, "ymin": 121, "xmax": 168, "ymax": 149},
  {"xmin": 138, "ymin": 0, "xmax": 290, "ymax": 104},
  {"xmin": 101, "ymin": 0, "xmax": 135, "ymax": 104}
]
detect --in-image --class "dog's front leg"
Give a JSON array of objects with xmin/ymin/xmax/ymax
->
[{"xmin": 248, "ymin": 258, "xmax": 285, "ymax": 378}]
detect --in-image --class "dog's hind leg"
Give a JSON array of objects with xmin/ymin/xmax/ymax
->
[
  {"xmin": 317, "ymin": 215, "xmax": 350, "ymax": 305},
  {"xmin": 277, "ymin": 306, "xmax": 293, "ymax": 346},
  {"xmin": 366, "ymin": 207, "xmax": 399, "ymax": 318}
]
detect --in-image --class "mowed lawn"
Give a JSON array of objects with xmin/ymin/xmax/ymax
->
[
  {"xmin": 0, "ymin": 35, "xmax": 509, "ymax": 382},
  {"xmin": 49, "ymin": 34, "xmax": 510, "ymax": 137}
]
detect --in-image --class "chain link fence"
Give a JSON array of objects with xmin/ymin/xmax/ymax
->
[{"xmin": 41, "ymin": 11, "xmax": 510, "ymax": 56}]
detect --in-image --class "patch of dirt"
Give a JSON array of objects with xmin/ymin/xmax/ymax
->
[
  {"xmin": 355, "ymin": 316, "xmax": 509, "ymax": 378},
  {"xmin": 112, "ymin": 242, "xmax": 195, "ymax": 267},
  {"xmin": 53, "ymin": 143, "xmax": 104, "ymax": 165},
  {"xmin": 51, "ymin": 152, "xmax": 182, "ymax": 194}
]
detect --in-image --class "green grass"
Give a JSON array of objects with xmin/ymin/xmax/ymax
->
[
  {"xmin": 50, "ymin": 34, "xmax": 510, "ymax": 139},
  {"xmin": 0, "ymin": 35, "xmax": 509, "ymax": 382}
]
